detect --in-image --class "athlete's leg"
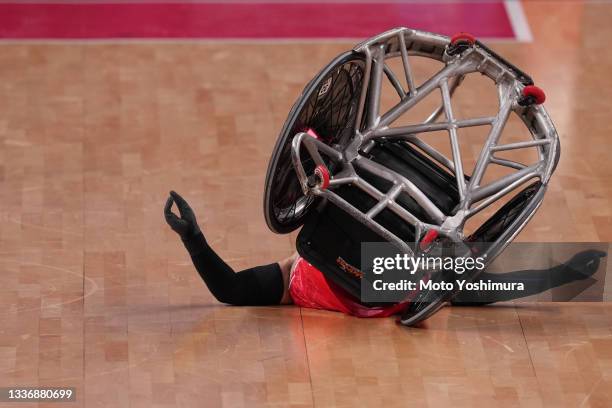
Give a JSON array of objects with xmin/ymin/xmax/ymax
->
[
  {"xmin": 165, "ymin": 191, "xmax": 292, "ymax": 306},
  {"xmin": 452, "ymin": 250, "xmax": 606, "ymax": 305}
]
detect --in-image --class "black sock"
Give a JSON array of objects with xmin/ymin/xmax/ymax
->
[
  {"xmin": 452, "ymin": 250, "xmax": 606, "ymax": 305},
  {"xmin": 182, "ymin": 233, "xmax": 284, "ymax": 306}
]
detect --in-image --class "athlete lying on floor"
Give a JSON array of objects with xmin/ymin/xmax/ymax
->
[{"xmin": 164, "ymin": 191, "xmax": 605, "ymax": 317}]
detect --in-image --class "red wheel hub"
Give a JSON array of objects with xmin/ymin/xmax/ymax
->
[{"xmin": 314, "ymin": 165, "xmax": 330, "ymax": 189}]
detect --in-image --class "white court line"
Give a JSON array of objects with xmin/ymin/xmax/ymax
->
[{"xmin": 504, "ymin": 0, "xmax": 533, "ymax": 43}]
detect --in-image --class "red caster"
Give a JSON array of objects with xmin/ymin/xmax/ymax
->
[
  {"xmin": 314, "ymin": 165, "xmax": 331, "ymax": 189},
  {"xmin": 305, "ymin": 164, "xmax": 331, "ymax": 190},
  {"xmin": 519, "ymin": 85, "xmax": 546, "ymax": 106},
  {"xmin": 419, "ymin": 229, "xmax": 439, "ymax": 251},
  {"xmin": 447, "ymin": 32, "xmax": 476, "ymax": 56},
  {"xmin": 450, "ymin": 32, "xmax": 476, "ymax": 46}
]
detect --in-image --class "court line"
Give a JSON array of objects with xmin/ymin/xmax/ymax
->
[
  {"xmin": 504, "ymin": 0, "xmax": 533, "ymax": 42},
  {"xmin": 299, "ymin": 306, "xmax": 317, "ymax": 408},
  {"xmin": 0, "ymin": 260, "xmax": 99, "ymax": 315},
  {"xmin": 515, "ymin": 306, "xmax": 546, "ymax": 402}
]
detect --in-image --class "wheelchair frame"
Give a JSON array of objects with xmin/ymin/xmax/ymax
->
[{"xmin": 290, "ymin": 27, "xmax": 559, "ymax": 262}]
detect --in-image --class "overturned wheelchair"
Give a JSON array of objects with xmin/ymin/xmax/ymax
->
[{"xmin": 263, "ymin": 28, "xmax": 560, "ymax": 325}]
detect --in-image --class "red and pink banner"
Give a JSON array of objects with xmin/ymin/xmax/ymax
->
[{"xmin": 0, "ymin": 1, "xmax": 529, "ymax": 41}]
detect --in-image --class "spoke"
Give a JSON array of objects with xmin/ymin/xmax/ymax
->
[
  {"xmin": 345, "ymin": 63, "xmax": 365, "ymax": 142},
  {"xmin": 287, "ymin": 199, "xmax": 296, "ymax": 222},
  {"xmin": 354, "ymin": 49, "xmax": 372, "ymax": 133},
  {"xmin": 329, "ymin": 66, "xmax": 350, "ymax": 135},
  {"xmin": 440, "ymin": 79, "xmax": 466, "ymax": 200},
  {"xmin": 398, "ymin": 33, "xmax": 416, "ymax": 95}
]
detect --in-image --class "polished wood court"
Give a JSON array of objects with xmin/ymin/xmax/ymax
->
[{"xmin": 1, "ymin": 2, "xmax": 611, "ymax": 407}]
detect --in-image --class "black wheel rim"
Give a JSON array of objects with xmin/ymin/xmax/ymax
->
[{"xmin": 269, "ymin": 57, "xmax": 365, "ymax": 228}]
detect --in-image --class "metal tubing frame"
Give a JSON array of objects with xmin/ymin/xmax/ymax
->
[{"xmin": 290, "ymin": 27, "xmax": 560, "ymax": 258}]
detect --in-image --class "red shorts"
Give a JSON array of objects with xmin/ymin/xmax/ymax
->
[{"xmin": 288, "ymin": 257, "xmax": 408, "ymax": 318}]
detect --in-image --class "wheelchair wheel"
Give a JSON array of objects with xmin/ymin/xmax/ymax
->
[
  {"xmin": 263, "ymin": 52, "xmax": 366, "ymax": 233},
  {"xmin": 400, "ymin": 181, "xmax": 545, "ymax": 326}
]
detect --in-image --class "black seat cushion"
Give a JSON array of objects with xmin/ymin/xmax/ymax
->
[{"xmin": 296, "ymin": 140, "xmax": 461, "ymax": 303}]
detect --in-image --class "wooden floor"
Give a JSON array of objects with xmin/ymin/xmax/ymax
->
[{"xmin": 1, "ymin": 2, "xmax": 612, "ymax": 407}]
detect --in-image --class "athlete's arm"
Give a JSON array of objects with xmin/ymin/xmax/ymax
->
[{"xmin": 164, "ymin": 190, "xmax": 290, "ymax": 306}]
